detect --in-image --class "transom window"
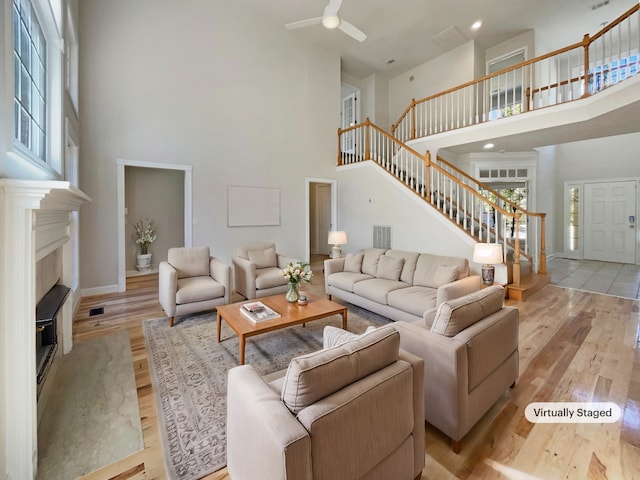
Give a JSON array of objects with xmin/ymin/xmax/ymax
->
[{"xmin": 13, "ymin": 0, "xmax": 47, "ymax": 161}]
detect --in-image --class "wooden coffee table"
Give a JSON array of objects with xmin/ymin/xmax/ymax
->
[{"xmin": 216, "ymin": 291, "xmax": 348, "ymax": 365}]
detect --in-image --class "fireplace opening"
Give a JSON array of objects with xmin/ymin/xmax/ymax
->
[{"xmin": 35, "ymin": 284, "xmax": 70, "ymax": 387}]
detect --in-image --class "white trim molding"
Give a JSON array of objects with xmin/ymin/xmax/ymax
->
[
  {"xmin": 0, "ymin": 179, "xmax": 89, "ymax": 480},
  {"xmin": 116, "ymin": 159, "xmax": 193, "ymax": 292}
]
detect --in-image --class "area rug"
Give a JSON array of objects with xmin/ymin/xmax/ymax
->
[
  {"xmin": 143, "ymin": 304, "xmax": 391, "ymax": 480},
  {"xmin": 36, "ymin": 331, "xmax": 143, "ymax": 480}
]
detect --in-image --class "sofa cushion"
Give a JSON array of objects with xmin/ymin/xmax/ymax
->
[
  {"xmin": 385, "ymin": 250, "xmax": 419, "ymax": 284},
  {"xmin": 344, "ymin": 253, "xmax": 364, "ymax": 273},
  {"xmin": 433, "ymin": 265, "xmax": 459, "ymax": 286},
  {"xmin": 255, "ymin": 267, "xmax": 287, "ymax": 289},
  {"xmin": 376, "ymin": 255, "xmax": 405, "ymax": 281},
  {"xmin": 322, "ymin": 325, "xmax": 378, "ymax": 349},
  {"xmin": 413, "ymin": 253, "xmax": 469, "ymax": 288},
  {"xmin": 168, "ymin": 246, "xmax": 211, "ymax": 279},
  {"xmin": 431, "ymin": 285, "xmax": 505, "ymax": 337},
  {"xmin": 175, "ymin": 276, "xmax": 225, "ymax": 304},
  {"xmin": 281, "ymin": 325, "xmax": 400, "ymax": 414},
  {"xmin": 353, "ymin": 278, "xmax": 408, "ymax": 305},
  {"xmin": 327, "ymin": 272, "xmax": 373, "ymax": 292},
  {"xmin": 248, "ymin": 246, "xmax": 277, "ymax": 268},
  {"xmin": 361, "ymin": 248, "xmax": 387, "ymax": 276},
  {"xmin": 387, "ymin": 286, "xmax": 438, "ymax": 317}
]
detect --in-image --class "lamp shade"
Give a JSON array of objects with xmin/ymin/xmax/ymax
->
[
  {"xmin": 328, "ymin": 230, "xmax": 347, "ymax": 245},
  {"xmin": 472, "ymin": 243, "xmax": 503, "ymax": 265}
]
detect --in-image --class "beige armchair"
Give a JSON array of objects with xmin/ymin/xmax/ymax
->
[
  {"xmin": 158, "ymin": 246, "xmax": 231, "ymax": 327},
  {"xmin": 232, "ymin": 242, "xmax": 299, "ymax": 300},
  {"xmin": 227, "ymin": 325, "xmax": 425, "ymax": 480},
  {"xmin": 393, "ymin": 285, "xmax": 519, "ymax": 453}
]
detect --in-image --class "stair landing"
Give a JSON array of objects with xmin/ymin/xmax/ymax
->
[{"xmin": 506, "ymin": 272, "xmax": 551, "ymax": 301}]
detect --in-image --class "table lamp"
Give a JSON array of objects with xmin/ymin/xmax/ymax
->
[
  {"xmin": 328, "ymin": 230, "xmax": 347, "ymax": 259},
  {"xmin": 473, "ymin": 243, "xmax": 503, "ymax": 286}
]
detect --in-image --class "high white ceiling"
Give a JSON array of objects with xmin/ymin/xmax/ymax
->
[{"xmin": 248, "ymin": 0, "xmax": 636, "ymax": 78}]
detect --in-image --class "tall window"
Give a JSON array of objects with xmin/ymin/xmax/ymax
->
[{"xmin": 13, "ymin": 0, "xmax": 47, "ymax": 162}]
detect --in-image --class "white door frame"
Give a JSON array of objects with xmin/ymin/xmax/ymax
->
[
  {"xmin": 116, "ymin": 158, "xmax": 193, "ymax": 292},
  {"xmin": 305, "ymin": 178, "xmax": 337, "ymax": 263}
]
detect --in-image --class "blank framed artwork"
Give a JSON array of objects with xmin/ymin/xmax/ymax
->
[{"xmin": 227, "ymin": 185, "xmax": 281, "ymax": 227}]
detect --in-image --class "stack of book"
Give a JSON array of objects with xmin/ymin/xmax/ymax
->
[{"xmin": 240, "ymin": 301, "xmax": 280, "ymax": 322}]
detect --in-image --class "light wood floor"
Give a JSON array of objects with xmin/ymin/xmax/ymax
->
[{"xmin": 75, "ymin": 270, "xmax": 640, "ymax": 480}]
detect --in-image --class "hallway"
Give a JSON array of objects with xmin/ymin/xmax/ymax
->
[{"xmin": 547, "ymin": 256, "xmax": 640, "ymax": 300}]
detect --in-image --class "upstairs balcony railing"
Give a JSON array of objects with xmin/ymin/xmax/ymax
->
[
  {"xmin": 338, "ymin": 119, "xmax": 546, "ymax": 285},
  {"xmin": 391, "ymin": 3, "xmax": 640, "ymax": 142}
]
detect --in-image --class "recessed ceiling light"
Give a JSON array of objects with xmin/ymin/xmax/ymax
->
[
  {"xmin": 471, "ymin": 20, "xmax": 482, "ymax": 31},
  {"xmin": 483, "ymin": 143, "xmax": 494, "ymax": 149}
]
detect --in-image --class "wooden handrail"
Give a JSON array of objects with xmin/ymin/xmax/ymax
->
[{"xmin": 392, "ymin": 3, "xmax": 640, "ymax": 132}]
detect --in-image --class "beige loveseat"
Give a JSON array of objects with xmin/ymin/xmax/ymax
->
[
  {"xmin": 325, "ymin": 248, "xmax": 481, "ymax": 324},
  {"xmin": 393, "ymin": 285, "xmax": 519, "ymax": 453},
  {"xmin": 226, "ymin": 325, "xmax": 425, "ymax": 480}
]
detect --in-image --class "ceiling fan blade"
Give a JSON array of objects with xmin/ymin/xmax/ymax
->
[
  {"xmin": 284, "ymin": 17, "xmax": 322, "ymax": 30},
  {"xmin": 324, "ymin": 0, "xmax": 343, "ymax": 16},
  {"xmin": 339, "ymin": 20, "xmax": 367, "ymax": 42}
]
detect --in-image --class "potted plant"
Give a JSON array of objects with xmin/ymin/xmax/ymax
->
[
  {"xmin": 280, "ymin": 261, "xmax": 313, "ymax": 303},
  {"xmin": 133, "ymin": 219, "xmax": 157, "ymax": 272}
]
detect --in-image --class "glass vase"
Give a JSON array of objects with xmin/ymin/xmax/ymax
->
[{"xmin": 285, "ymin": 282, "xmax": 299, "ymax": 303}]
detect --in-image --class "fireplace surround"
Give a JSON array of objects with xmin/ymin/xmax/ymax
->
[{"xmin": 0, "ymin": 179, "xmax": 90, "ymax": 480}]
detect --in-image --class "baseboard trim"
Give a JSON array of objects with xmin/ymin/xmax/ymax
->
[{"xmin": 81, "ymin": 284, "xmax": 119, "ymax": 297}]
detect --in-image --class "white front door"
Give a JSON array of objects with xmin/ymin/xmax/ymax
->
[{"xmin": 584, "ymin": 180, "xmax": 636, "ymax": 263}]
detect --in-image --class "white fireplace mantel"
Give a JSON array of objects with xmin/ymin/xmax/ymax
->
[{"xmin": 0, "ymin": 179, "xmax": 90, "ymax": 480}]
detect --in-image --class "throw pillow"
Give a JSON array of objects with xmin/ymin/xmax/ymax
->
[
  {"xmin": 431, "ymin": 285, "xmax": 505, "ymax": 337},
  {"xmin": 361, "ymin": 248, "xmax": 386, "ymax": 276},
  {"xmin": 247, "ymin": 247, "xmax": 277, "ymax": 268},
  {"xmin": 343, "ymin": 253, "xmax": 364, "ymax": 273},
  {"xmin": 376, "ymin": 255, "xmax": 405, "ymax": 281},
  {"xmin": 431, "ymin": 264, "xmax": 459, "ymax": 287},
  {"xmin": 323, "ymin": 325, "xmax": 378, "ymax": 349}
]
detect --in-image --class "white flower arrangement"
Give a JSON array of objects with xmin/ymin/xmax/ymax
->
[
  {"xmin": 281, "ymin": 262, "xmax": 313, "ymax": 285},
  {"xmin": 133, "ymin": 219, "xmax": 157, "ymax": 255}
]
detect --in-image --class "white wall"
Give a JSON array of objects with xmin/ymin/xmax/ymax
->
[
  {"xmin": 388, "ymin": 41, "xmax": 477, "ymax": 128},
  {"xmin": 337, "ymin": 162, "xmax": 476, "ymax": 263},
  {"xmin": 78, "ymin": 0, "xmax": 340, "ymax": 289}
]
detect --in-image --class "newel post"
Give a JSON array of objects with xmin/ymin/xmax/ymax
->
[
  {"xmin": 539, "ymin": 213, "xmax": 547, "ymax": 274},
  {"xmin": 512, "ymin": 213, "xmax": 522, "ymax": 286},
  {"xmin": 582, "ymin": 34, "xmax": 591, "ymax": 98},
  {"xmin": 364, "ymin": 118, "xmax": 371, "ymax": 160},
  {"xmin": 337, "ymin": 127, "xmax": 343, "ymax": 166},
  {"xmin": 424, "ymin": 150, "xmax": 431, "ymax": 200}
]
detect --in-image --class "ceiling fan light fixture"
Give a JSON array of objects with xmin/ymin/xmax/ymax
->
[{"xmin": 322, "ymin": 14, "xmax": 341, "ymax": 29}]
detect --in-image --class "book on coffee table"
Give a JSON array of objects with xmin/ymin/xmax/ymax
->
[{"xmin": 240, "ymin": 301, "xmax": 280, "ymax": 322}]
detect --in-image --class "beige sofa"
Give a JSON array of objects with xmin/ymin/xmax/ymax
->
[
  {"xmin": 232, "ymin": 242, "xmax": 299, "ymax": 300},
  {"xmin": 226, "ymin": 325, "xmax": 425, "ymax": 480},
  {"xmin": 393, "ymin": 285, "xmax": 519, "ymax": 453},
  {"xmin": 325, "ymin": 248, "xmax": 481, "ymax": 324}
]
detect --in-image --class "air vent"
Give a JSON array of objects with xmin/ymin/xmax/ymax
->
[
  {"xmin": 373, "ymin": 225, "xmax": 392, "ymax": 250},
  {"xmin": 431, "ymin": 26, "xmax": 468, "ymax": 51}
]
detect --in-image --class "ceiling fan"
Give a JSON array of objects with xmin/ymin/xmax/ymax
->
[{"xmin": 284, "ymin": 0, "xmax": 367, "ymax": 42}]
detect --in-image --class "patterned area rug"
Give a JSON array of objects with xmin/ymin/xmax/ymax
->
[{"xmin": 143, "ymin": 303, "xmax": 391, "ymax": 480}]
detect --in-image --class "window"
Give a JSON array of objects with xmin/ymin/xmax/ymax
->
[{"xmin": 13, "ymin": 0, "xmax": 48, "ymax": 161}]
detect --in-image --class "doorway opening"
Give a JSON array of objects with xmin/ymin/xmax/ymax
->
[
  {"xmin": 116, "ymin": 159, "xmax": 193, "ymax": 292},
  {"xmin": 306, "ymin": 178, "xmax": 337, "ymax": 272}
]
